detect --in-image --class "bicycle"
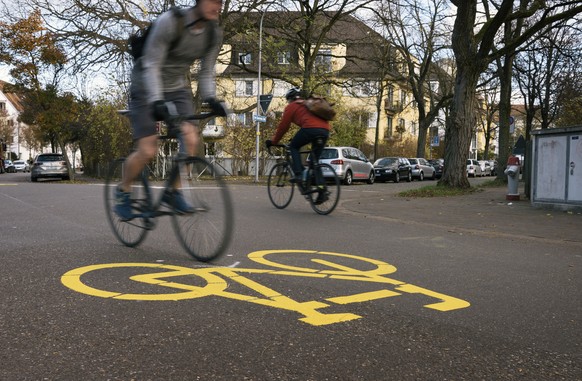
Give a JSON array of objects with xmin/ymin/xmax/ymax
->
[
  {"xmin": 267, "ymin": 138, "xmax": 340, "ymax": 215},
  {"xmin": 104, "ymin": 112, "xmax": 233, "ymax": 262}
]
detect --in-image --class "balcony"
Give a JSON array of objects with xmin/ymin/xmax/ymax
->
[{"xmin": 384, "ymin": 99, "xmax": 401, "ymax": 115}]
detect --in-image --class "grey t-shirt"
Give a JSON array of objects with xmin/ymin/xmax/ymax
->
[{"xmin": 131, "ymin": 8, "xmax": 223, "ymax": 104}]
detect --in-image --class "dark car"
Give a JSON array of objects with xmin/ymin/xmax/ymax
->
[
  {"xmin": 31, "ymin": 153, "xmax": 70, "ymax": 182},
  {"xmin": 374, "ymin": 157, "xmax": 412, "ymax": 183},
  {"xmin": 428, "ymin": 158, "xmax": 444, "ymax": 179},
  {"xmin": 4, "ymin": 159, "xmax": 16, "ymax": 173}
]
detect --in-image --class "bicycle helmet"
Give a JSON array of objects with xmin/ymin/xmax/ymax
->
[{"xmin": 285, "ymin": 87, "xmax": 302, "ymax": 101}]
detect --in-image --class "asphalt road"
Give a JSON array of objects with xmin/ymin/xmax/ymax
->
[{"xmin": 0, "ymin": 172, "xmax": 580, "ymax": 380}]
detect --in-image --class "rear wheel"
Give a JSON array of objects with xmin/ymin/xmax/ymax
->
[
  {"xmin": 406, "ymin": 171, "xmax": 412, "ymax": 182},
  {"xmin": 267, "ymin": 162, "xmax": 295, "ymax": 209},
  {"xmin": 170, "ymin": 156, "xmax": 233, "ymax": 262},
  {"xmin": 104, "ymin": 158, "xmax": 151, "ymax": 247},
  {"xmin": 343, "ymin": 170, "xmax": 353, "ymax": 185},
  {"xmin": 309, "ymin": 163, "xmax": 340, "ymax": 215}
]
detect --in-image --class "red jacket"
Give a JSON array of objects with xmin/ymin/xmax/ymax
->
[{"xmin": 271, "ymin": 100, "xmax": 330, "ymax": 144}]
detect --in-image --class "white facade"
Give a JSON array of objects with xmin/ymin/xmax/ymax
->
[{"xmin": 1, "ymin": 83, "xmax": 80, "ymax": 166}]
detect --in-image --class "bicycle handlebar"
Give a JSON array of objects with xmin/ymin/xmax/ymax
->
[{"xmin": 267, "ymin": 143, "xmax": 288, "ymax": 156}]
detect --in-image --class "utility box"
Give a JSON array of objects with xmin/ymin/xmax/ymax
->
[{"xmin": 531, "ymin": 126, "xmax": 582, "ymax": 211}]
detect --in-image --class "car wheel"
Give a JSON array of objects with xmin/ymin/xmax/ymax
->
[
  {"xmin": 419, "ymin": 172, "xmax": 424, "ymax": 181},
  {"xmin": 394, "ymin": 172, "xmax": 400, "ymax": 183},
  {"xmin": 406, "ymin": 171, "xmax": 412, "ymax": 182},
  {"xmin": 343, "ymin": 170, "xmax": 353, "ymax": 186},
  {"xmin": 31, "ymin": 176, "xmax": 38, "ymax": 182},
  {"xmin": 366, "ymin": 171, "xmax": 375, "ymax": 184}
]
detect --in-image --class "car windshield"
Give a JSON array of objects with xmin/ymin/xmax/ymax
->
[
  {"xmin": 320, "ymin": 149, "xmax": 339, "ymax": 160},
  {"xmin": 374, "ymin": 158, "xmax": 397, "ymax": 166},
  {"xmin": 14, "ymin": 161, "xmax": 24, "ymax": 164},
  {"xmin": 409, "ymin": 159, "xmax": 418, "ymax": 164},
  {"xmin": 38, "ymin": 155, "xmax": 63, "ymax": 161}
]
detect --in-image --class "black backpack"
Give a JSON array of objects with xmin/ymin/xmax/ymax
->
[{"xmin": 128, "ymin": 7, "xmax": 185, "ymax": 60}]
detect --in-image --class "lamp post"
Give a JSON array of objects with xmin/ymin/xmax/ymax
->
[{"xmin": 254, "ymin": 3, "xmax": 274, "ymax": 183}]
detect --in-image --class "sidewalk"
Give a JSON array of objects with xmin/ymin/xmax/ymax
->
[{"xmin": 342, "ymin": 186, "xmax": 582, "ymax": 246}]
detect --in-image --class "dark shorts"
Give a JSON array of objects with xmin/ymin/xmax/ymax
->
[{"xmin": 129, "ymin": 88, "xmax": 195, "ymax": 141}]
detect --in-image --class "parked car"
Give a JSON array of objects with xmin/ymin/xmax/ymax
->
[
  {"xmin": 374, "ymin": 157, "xmax": 412, "ymax": 183},
  {"xmin": 13, "ymin": 160, "xmax": 30, "ymax": 172},
  {"xmin": 31, "ymin": 153, "xmax": 69, "ymax": 182},
  {"xmin": 4, "ymin": 159, "xmax": 16, "ymax": 173},
  {"xmin": 408, "ymin": 158, "xmax": 436, "ymax": 180},
  {"xmin": 427, "ymin": 158, "xmax": 444, "ymax": 179},
  {"xmin": 466, "ymin": 159, "xmax": 483, "ymax": 177},
  {"xmin": 318, "ymin": 146, "xmax": 375, "ymax": 185},
  {"xmin": 488, "ymin": 160, "xmax": 498, "ymax": 176},
  {"xmin": 478, "ymin": 160, "xmax": 492, "ymax": 176}
]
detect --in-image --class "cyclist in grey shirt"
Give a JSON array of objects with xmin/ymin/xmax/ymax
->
[{"xmin": 116, "ymin": 0, "xmax": 227, "ymax": 220}]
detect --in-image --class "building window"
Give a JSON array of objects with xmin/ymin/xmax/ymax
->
[
  {"xmin": 315, "ymin": 49, "xmax": 332, "ymax": 72},
  {"xmin": 386, "ymin": 85, "xmax": 394, "ymax": 104},
  {"xmin": 347, "ymin": 80, "xmax": 378, "ymax": 97},
  {"xmin": 235, "ymin": 79, "xmax": 257, "ymax": 96},
  {"xmin": 368, "ymin": 112, "xmax": 377, "ymax": 129},
  {"xmin": 0, "ymin": 102, "xmax": 5, "ymax": 111},
  {"xmin": 396, "ymin": 118, "xmax": 406, "ymax": 137},
  {"xmin": 410, "ymin": 121, "xmax": 417, "ymax": 135},
  {"xmin": 277, "ymin": 51, "xmax": 290, "ymax": 64},
  {"xmin": 386, "ymin": 118, "xmax": 393, "ymax": 138},
  {"xmin": 400, "ymin": 90, "xmax": 407, "ymax": 107},
  {"xmin": 236, "ymin": 112, "xmax": 253, "ymax": 126},
  {"xmin": 239, "ymin": 52, "xmax": 252, "ymax": 65}
]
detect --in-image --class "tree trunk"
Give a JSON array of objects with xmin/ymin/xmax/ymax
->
[
  {"xmin": 440, "ymin": 68, "xmax": 478, "ymax": 188},
  {"xmin": 497, "ymin": 53, "xmax": 514, "ymax": 181},
  {"xmin": 416, "ymin": 118, "xmax": 430, "ymax": 158}
]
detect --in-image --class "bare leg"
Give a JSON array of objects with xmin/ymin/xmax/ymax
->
[
  {"xmin": 175, "ymin": 121, "xmax": 200, "ymax": 188},
  {"xmin": 120, "ymin": 135, "xmax": 158, "ymax": 192}
]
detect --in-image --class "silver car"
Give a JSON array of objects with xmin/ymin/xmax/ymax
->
[
  {"xmin": 467, "ymin": 159, "xmax": 483, "ymax": 177},
  {"xmin": 408, "ymin": 158, "xmax": 436, "ymax": 180},
  {"xmin": 318, "ymin": 146, "xmax": 375, "ymax": 185},
  {"xmin": 31, "ymin": 153, "xmax": 70, "ymax": 182}
]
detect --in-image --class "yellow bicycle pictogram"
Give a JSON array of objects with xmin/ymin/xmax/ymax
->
[{"xmin": 61, "ymin": 250, "xmax": 470, "ymax": 326}]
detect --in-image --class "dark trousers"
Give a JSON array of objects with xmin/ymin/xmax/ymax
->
[{"xmin": 289, "ymin": 127, "xmax": 329, "ymax": 177}]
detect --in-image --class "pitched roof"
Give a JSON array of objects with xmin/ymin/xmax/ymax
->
[
  {"xmin": 222, "ymin": 11, "xmax": 396, "ymax": 78},
  {"xmin": 0, "ymin": 80, "xmax": 24, "ymax": 112}
]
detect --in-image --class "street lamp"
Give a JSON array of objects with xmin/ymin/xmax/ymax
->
[{"xmin": 254, "ymin": 2, "xmax": 275, "ymax": 183}]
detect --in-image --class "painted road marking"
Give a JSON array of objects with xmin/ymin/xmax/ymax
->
[{"xmin": 61, "ymin": 250, "xmax": 470, "ymax": 326}]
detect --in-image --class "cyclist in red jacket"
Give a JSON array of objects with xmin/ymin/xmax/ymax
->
[{"xmin": 266, "ymin": 88, "xmax": 330, "ymax": 182}]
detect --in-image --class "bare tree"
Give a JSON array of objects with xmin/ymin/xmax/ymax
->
[
  {"xmin": 1, "ymin": 1, "xmax": 268, "ymax": 83},
  {"xmin": 370, "ymin": 0, "xmax": 454, "ymax": 159},
  {"xmin": 514, "ymin": 20, "xmax": 581, "ymax": 139},
  {"xmin": 442, "ymin": 0, "xmax": 582, "ymax": 188}
]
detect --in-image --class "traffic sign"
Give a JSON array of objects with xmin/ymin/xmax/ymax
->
[
  {"xmin": 259, "ymin": 94, "xmax": 273, "ymax": 114},
  {"xmin": 253, "ymin": 114, "xmax": 267, "ymax": 123}
]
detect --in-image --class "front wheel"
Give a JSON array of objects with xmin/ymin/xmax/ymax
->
[
  {"xmin": 170, "ymin": 157, "xmax": 233, "ymax": 262},
  {"xmin": 366, "ymin": 171, "xmax": 375, "ymax": 184},
  {"xmin": 267, "ymin": 162, "xmax": 295, "ymax": 209},
  {"xmin": 104, "ymin": 158, "xmax": 151, "ymax": 247},
  {"xmin": 308, "ymin": 163, "xmax": 340, "ymax": 215}
]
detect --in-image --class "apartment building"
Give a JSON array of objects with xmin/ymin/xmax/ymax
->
[{"xmin": 199, "ymin": 11, "xmax": 425, "ymax": 147}]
